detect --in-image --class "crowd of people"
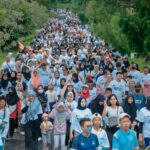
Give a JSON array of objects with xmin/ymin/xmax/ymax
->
[{"xmin": 0, "ymin": 9, "xmax": 150, "ymax": 150}]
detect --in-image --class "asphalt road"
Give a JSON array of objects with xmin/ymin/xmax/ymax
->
[
  {"xmin": 5, "ymin": 133, "xmax": 43, "ymax": 150},
  {"xmin": 5, "ymin": 132, "xmax": 145, "ymax": 150}
]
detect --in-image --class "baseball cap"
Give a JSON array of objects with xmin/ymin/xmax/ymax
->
[
  {"xmin": 119, "ymin": 113, "xmax": 130, "ymax": 120},
  {"xmin": 92, "ymin": 113, "xmax": 102, "ymax": 121}
]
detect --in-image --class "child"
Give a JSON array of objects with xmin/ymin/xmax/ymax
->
[
  {"xmin": 0, "ymin": 96, "xmax": 9, "ymax": 150},
  {"xmin": 64, "ymin": 92, "xmax": 77, "ymax": 111},
  {"xmin": 92, "ymin": 113, "xmax": 110, "ymax": 150},
  {"xmin": 112, "ymin": 113, "xmax": 139, "ymax": 150},
  {"xmin": 46, "ymin": 83, "xmax": 58, "ymax": 112},
  {"xmin": 49, "ymin": 102, "xmax": 71, "ymax": 150},
  {"xmin": 40, "ymin": 113, "xmax": 53, "ymax": 150}
]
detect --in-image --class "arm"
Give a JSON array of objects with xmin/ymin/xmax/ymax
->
[
  {"xmin": 102, "ymin": 104, "xmax": 107, "ymax": 118},
  {"xmin": 17, "ymin": 100, "xmax": 21, "ymax": 114}
]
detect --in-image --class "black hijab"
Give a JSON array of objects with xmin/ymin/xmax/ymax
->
[
  {"xmin": 10, "ymin": 71, "xmax": 17, "ymax": 86},
  {"xmin": 88, "ymin": 94, "xmax": 105, "ymax": 115},
  {"xmin": 1, "ymin": 75, "xmax": 9, "ymax": 89},
  {"xmin": 36, "ymin": 87, "xmax": 47, "ymax": 109},
  {"xmin": 123, "ymin": 95, "xmax": 137, "ymax": 122},
  {"xmin": 6, "ymin": 86, "xmax": 20, "ymax": 106},
  {"xmin": 22, "ymin": 67, "xmax": 31, "ymax": 81},
  {"xmin": 72, "ymin": 73, "xmax": 79, "ymax": 83}
]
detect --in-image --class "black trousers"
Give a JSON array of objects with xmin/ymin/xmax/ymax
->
[
  {"xmin": 106, "ymin": 126, "xmax": 119, "ymax": 148},
  {"xmin": 9, "ymin": 118, "xmax": 16, "ymax": 137},
  {"xmin": 24, "ymin": 119, "xmax": 40, "ymax": 150}
]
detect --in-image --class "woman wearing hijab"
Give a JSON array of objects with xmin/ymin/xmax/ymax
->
[
  {"xmin": 88, "ymin": 94, "xmax": 105, "ymax": 115},
  {"xmin": 123, "ymin": 95, "xmax": 137, "ymax": 130},
  {"xmin": 70, "ymin": 97, "xmax": 92, "ymax": 141},
  {"xmin": 71, "ymin": 73, "xmax": 83, "ymax": 94},
  {"xmin": 10, "ymin": 71, "xmax": 17, "ymax": 86},
  {"xmin": 28, "ymin": 70, "xmax": 40, "ymax": 91},
  {"xmin": 22, "ymin": 66, "xmax": 31, "ymax": 83},
  {"xmin": 137, "ymin": 97, "xmax": 150, "ymax": 148},
  {"xmin": 21, "ymin": 90, "xmax": 43, "ymax": 150},
  {"xmin": 6, "ymin": 86, "xmax": 21, "ymax": 138},
  {"xmin": 36, "ymin": 85, "xmax": 48, "ymax": 112},
  {"xmin": 0, "ymin": 74, "xmax": 12, "ymax": 96},
  {"xmin": 80, "ymin": 85, "xmax": 91, "ymax": 106},
  {"xmin": 49, "ymin": 102, "xmax": 71, "ymax": 150}
]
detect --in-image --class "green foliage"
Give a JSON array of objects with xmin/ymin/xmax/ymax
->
[
  {"xmin": 68, "ymin": 0, "xmax": 150, "ymax": 54},
  {"xmin": 0, "ymin": 0, "xmax": 48, "ymax": 52}
]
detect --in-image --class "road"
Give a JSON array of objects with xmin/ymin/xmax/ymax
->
[{"xmin": 5, "ymin": 132, "xmax": 43, "ymax": 150}]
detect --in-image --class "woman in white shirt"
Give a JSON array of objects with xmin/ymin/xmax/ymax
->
[
  {"xmin": 70, "ymin": 97, "xmax": 92, "ymax": 141},
  {"xmin": 102, "ymin": 94, "xmax": 124, "ymax": 148}
]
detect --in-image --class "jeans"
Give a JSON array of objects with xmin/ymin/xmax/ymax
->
[{"xmin": 144, "ymin": 137, "xmax": 150, "ymax": 147}]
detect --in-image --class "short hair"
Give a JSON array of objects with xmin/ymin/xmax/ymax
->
[
  {"xmin": 0, "ymin": 95, "xmax": 6, "ymax": 101},
  {"xmin": 80, "ymin": 118, "xmax": 91, "ymax": 127},
  {"xmin": 116, "ymin": 72, "xmax": 122, "ymax": 75},
  {"xmin": 105, "ymin": 88, "xmax": 112, "ymax": 92}
]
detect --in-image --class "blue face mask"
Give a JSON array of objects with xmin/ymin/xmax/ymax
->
[{"xmin": 84, "ymin": 125, "xmax": 92, "ymax": 133}]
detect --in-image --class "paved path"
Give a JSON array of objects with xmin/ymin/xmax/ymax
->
[{"xmin": 5, "ymin": 133, "xmax": 43, "ymax": 150}]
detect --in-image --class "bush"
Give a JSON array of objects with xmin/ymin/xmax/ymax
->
[{"xmin": 0, "ymin": 0, "xmax": 48, "ymax": 52}]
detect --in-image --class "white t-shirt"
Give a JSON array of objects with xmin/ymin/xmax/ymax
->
[
  {"xmin": 70, "ymin": 108, "xmax": 92, "ymax": 133},
  {"xmin": 106, "ymin": 106, "xmax": 124, "ymax": 126},
  {"xmin": 46, "ymin": 90, "xmax": 57, "ymax": 103},
  {"xmin": 106, "ymin": 106, "xmax": 123, "ymax": 117},
  {"xmin": 136, "ymin": 107, "xmax": 150, "ymax": 138},
  {"xmin": 129, "ymin": 70, "xmax": 141, "ymax": 83},
  {"xmin": 108, "ymin": 80, "xmax": 126, "ymax": 103},
  {"xmin": 92, "ymin": 128, "xmax": 110, "ymax": 150},
  {"xmin": 140, "ymin": 73, "xmax": 150, "ymax": 85}
]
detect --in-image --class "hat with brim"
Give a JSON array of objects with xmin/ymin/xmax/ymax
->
[
  {"xmin": 119, "ymin": 113, "xmax": 130, "ymax": 120},
  {"xmin": 92, "ymin": 113, "xmax": 102, "ymax": 121}
]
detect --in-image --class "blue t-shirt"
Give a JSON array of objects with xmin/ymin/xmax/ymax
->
[
  {"xmin": 131, "ymin": 93, "xmax": 146, "ymax": 111},
  {"xmin": 112, "ymin": 128, "xmax": 139, "ymax": 150},
  {"xmin": 72, "ymin": 133, "xmax": 99, "ymax": 150}
]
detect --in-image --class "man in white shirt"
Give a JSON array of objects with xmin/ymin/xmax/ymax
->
[
  {"xmin": 140, "ymin": 66, "xmax": 150, "ymax": 85},
  {"xmin": 109, "ymin": 72, "xmax": 125, "ymax": 104},
  {"xmin": 2, "ymin": 56, "xmax": 15, "ymax": 73}
]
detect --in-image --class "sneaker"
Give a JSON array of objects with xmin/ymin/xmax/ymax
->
[
  {"xmin": 38, "ymin": 137, "xmax": 42, "ymax": 141},
  {"xmin": 20, "ymin": 131, "xmax": 25, "ymax": 135},
  {"xmin": 14, "ymin": 129, "xmax": 18, "ymax": 133}
]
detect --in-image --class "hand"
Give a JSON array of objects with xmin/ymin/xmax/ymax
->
[
  {"xmin": 66, "ymin": 103, "xmax": 71, "ymax": 110},
  {"xmin": 138, "ymin": 134, "xmax": 143, "ymax": 145},
  {"xmin": 69, "ymin": 132, "xmax": 74, "ymax": 141},
  {"xmin": 131, "ymin": 123, "xmax": 136, "ymax": 130},
  {"xmin": 104, "ymin": 102, "xmax": 107, "ymax": 109},
  {"xmin": 26, "ymin": 99, "xmax": 31, "ymax": 106}
]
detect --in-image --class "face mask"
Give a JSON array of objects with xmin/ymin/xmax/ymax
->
[
  {"xmin": 38, "ymin": 89, "xmax": 44, "ymax": 93},
  {"xmin": 84, "ymin": 125, "xmax": 92, "ymax": 134}
]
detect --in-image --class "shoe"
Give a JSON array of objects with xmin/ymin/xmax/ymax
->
[
  {"xmin": 38, "ymin": 137, "xmax": 42, "ymax": 141},
  {"xmin": 14, "ymin": 129, "xmax": 18, "ymax": 133},
  {"xmin": 20, "ymin": 131, "xmax": 25, "ymax": 135}
]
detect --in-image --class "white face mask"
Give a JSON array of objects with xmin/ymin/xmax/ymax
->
[{"xmin": 38, "ymin": 89, "xmax": 44, "ymax": 93}]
